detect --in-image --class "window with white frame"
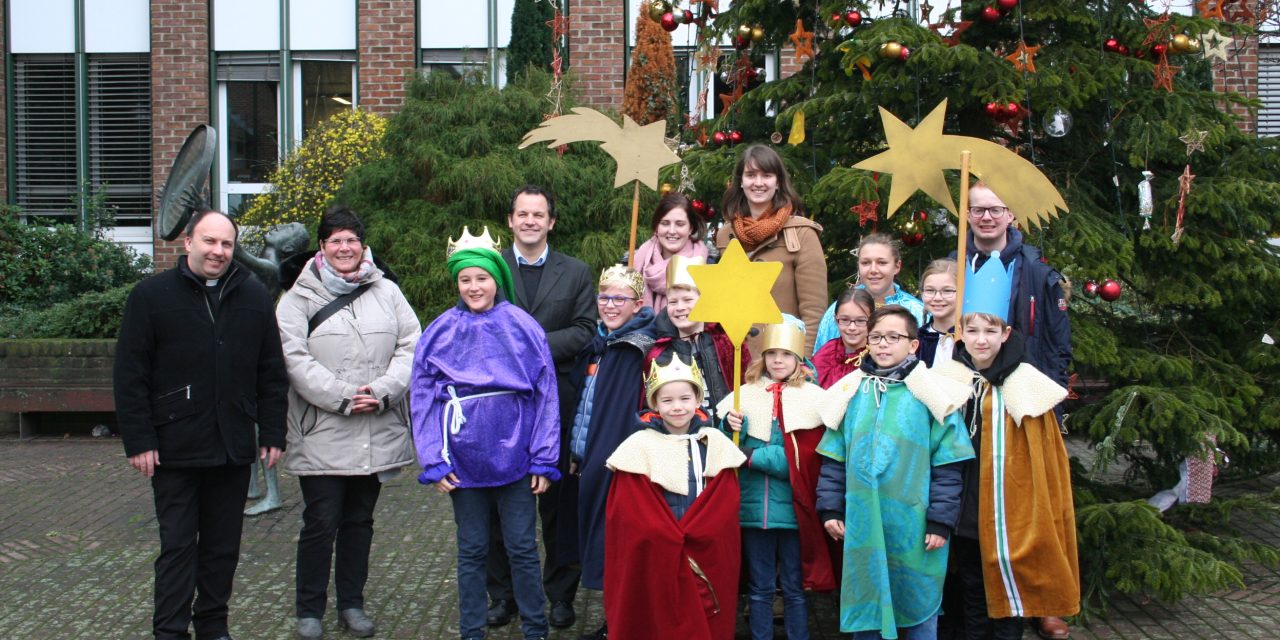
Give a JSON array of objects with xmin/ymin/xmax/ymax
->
[{"xmin": 421, "ymin": 0, "xmax": 513, "ymax": 88}]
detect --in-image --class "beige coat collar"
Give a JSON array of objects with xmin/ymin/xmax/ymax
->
[
  {"xmin": 606, "ymin": 429, "xmax": 745, "ymax": 495},
  {"xmin": 715, "ymin": 381, "xmax": 826, "ymax": 442}
]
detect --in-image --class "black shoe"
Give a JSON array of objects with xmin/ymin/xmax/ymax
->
[
  {"xmin": 486, "ymin": 599, "xmax": 517, "ymax": 627},
  {"xmin": 578, "ymin": 624, "xmax": 607, "ymax": 640},
  {"xmin": 550, "ymin": 600, "xmax": 576, "ymax": 628}
]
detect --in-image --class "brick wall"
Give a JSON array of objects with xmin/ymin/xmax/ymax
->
[
  {"xmin": 358, "ymin": 0, "xmax": 417, "ymax": 115},
  {"xmin": 150, "ymin": 1, "xmax": 211, "ymax": 270},
  {"xmin": 1212, "ymin": 8, "xmax": 1258, "ymax": 135},
  {"xmin": 568, "ymin": 0, "xmax": 626, "ymax": 110}
]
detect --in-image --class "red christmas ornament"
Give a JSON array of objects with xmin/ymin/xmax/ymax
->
[
  {"xmin": 997, "ymin": 0, "xmax": 1019, "ymax": 11},
  {"xmin": 899, "ymin": 46, "xmax": 911, "ymax": 61},
  {"xmin": 1117, "ymin": 44, "xmax": 1130, "ymax": 56},
  {"xmin": 691, "ymin": 199, "xmax": 708, "ymax": 217},
  {"xmin": 1099, "ymin": 279, "xmax": 1122, "ymax": 301},
  {"xmin": 1152, "ymin": 43, "xmax": 1168, "ymax": 56},
  {"xmin": 901, "ymin": 231, "xmax": 925, "ymax": 247},
  {"xmin": 1083, "ymin": 280, "xmax": 1099, "ymax": 297},
  {"xmin": 832, "ymin": 13, "xmax": 844, "ymax": 25},
  {"xmin": 1005, "ymin": 102, "xmax": 1021, "ymax": 118},
  {"xmin": 712, "ymin": 131, "xmax": 728, "ymax": 146},
  {"xmin": 729, "ymin": 130, "xmax": 744, "ymax": 144},
  {"xmin": 683, "ymin": 9, "xmax": 694, "ymax": 25},
  {"xmin": 1104, "ymin": 38, "xmax": 1121, "ymax": 52},
  {"xmin": 984, "ymin": 101, "xmax": 1002, "ymax": 118},
  {"xmin": 733, "ymin": 34, "xmax": 751, "ymax": 50},
  {"xmin": 980, "ymin": 6, "xmax": 1002, "ymax": 22},
  {"xmin": 917, "ymin": 211, "xmax": 930, "ymax": 222},
  {"xmin": 845, "ymin": 10, "xmax": 863, "ymax": 27},
  {"xmin": 661, "ymin": 12, "xmax": 678, "ymax": 32}
]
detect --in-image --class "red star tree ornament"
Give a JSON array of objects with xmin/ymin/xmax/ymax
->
[
  {"xmin": 790, "ymin": 19, "xmax": 815, "ymax": 64},
  {"xmin": 1153, "ymin": 56, "xmax": 1180, "ymax": 93},
  {"xmin": 850, "ymin": 200, "xmax": 880, "ymax": 227}
]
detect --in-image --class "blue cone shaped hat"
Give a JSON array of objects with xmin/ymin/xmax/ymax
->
[{"xmin": 963, "ymin": 251, "xmax": 1015, "ymax": 322}]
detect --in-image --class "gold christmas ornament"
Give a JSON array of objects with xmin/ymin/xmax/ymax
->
[
  {"xmin": 1171, "ymin": 33, "xmax": 1191, "ymax": 53},
  {"xmin": 751, "ymin": 26, "xmax": 765, "ymax": 42},
  {"xmin": 737, "ymin": 24, "xmax": 754, "ymax": 39},
  {"xmin": 660, "ymin": 183, "xmax": 674, "ymax": 195},
  {"xmin": 879, "ymin": 41, "xmax": 904, "ymax": 60},
  {"xmin": 446, "ymin": 226, "xmax": 501, "ymax": 257},
  {"xmin": 648, "ymin": 1, "xmax": 669, "ymax": 22}
]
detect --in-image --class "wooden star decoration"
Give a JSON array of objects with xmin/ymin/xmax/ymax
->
[
  {"xmin": 697, "ymin": 127, "xmax": 709, "ymax": 147},
  {"xmin": 696, "ymin": 44, "xmax": 722, "ymax": 71},
  {"xmin": 689, "ymin": 239, "xmax": 783, "ymax": 345},
  {"xmin": 1200, "ymin": 29, "xmax": 1233, "ymax": 62},
  {"xmin": 790, "ymin": 19, "xmax": 815, "ymax": 64},
  {"xmin": 1179, "ymin": 129, "xmax": 1209, "ymax": 155},
  {"xmin": 1142, "ymin": 12, "xmax": 1176, "ymax": 49},
  {"xmin": 921, "ymin": 0, "xmax": 934, "ymax": 21},
  {"xmin": 521, "ymin": 108, "xmax": 680, "ymax": 190},
  {"xmin": 720, "ymin": 85, "xmax": 744, "ymax": 112},
  {"xmin": 1153, "ymin": 56, "xmax": 1180, "ymax": 93},
  {"xmin": 851, "ymin": 200, "xmax": 880, "ymax": 227},
  {"xmin": 1197, "ymin": 0, "xmax": 1227, "ymax": 20},
  {"xmin": 930, "ymin": 20, "xmax": 974, "ymax": 47},
  {"xmin": 546, "ymin": 10, "xmax": 569, "ymax": 40},
  {"xmin": 1005, "ymin": 41, "xmax": 1041, "ymax": 73}
]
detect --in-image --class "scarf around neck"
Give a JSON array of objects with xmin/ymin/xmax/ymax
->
[
  {"xmin": 314, "ymin": 247, "xmax": 376, "ymax": 296},
  {"xmin": 732, "ymin": 204, "xmax": 792, "ymax": 252}
]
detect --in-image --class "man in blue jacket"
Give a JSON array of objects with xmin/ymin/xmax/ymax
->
[
  {"xmin": 114, "ymin": 210, "xmax": 289, "ymax": 640},
  {"xmin": 962, "ymin": 184, "xmax": 1073, "ymax": 640}
]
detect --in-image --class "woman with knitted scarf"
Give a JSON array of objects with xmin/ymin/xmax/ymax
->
[{"xmin": 714, "ymin": 144, "xmax": 828, "ymax": 354}]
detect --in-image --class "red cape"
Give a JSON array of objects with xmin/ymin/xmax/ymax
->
[
  {"xmin": 784, "ymin": 426, "xmax": 840, "ymax": 592},
  {"xmin": 604, "ymin": 470, "xmax": 741, "ymax": 640}
]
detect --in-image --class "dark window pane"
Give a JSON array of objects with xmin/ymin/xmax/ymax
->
[
  {"xmin": 300, "ymin": 61, "xmax": 354, "ymax": 138},
  {"xmin": 226, "ymin": 81, "xmax": 278, "ymax": 183}
]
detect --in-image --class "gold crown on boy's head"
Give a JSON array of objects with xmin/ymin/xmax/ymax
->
[
  {"xmin": 644, "ymin": 355, "xmax": 706, "ymax": 407},
  {"xmin": 598, "ymin": 265, "xmax": 645, "ymax": 300},
  {"xmin": 446, "ymin": 226, "xmax": 501, "ymax": 257}
]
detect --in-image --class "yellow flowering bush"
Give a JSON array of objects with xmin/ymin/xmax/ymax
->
[{"xmin": 240, "ymin": 109, "xmax": 388, "ymax": 227}]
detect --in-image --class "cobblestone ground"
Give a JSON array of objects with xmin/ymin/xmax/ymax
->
[{"xmin": 1, "ymin": 438, "xmax": 1277, "ymax": 639}]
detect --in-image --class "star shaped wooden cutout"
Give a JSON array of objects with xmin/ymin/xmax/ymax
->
[
  {"xmin": 1179, "ymin": 129, "xmax": 1209, "ymax": 155},
  {"xmin": 696, "ymin": 44, "xmax": 722, "ymax": 71},
  {"xmin": 688, "ymin": 239, "xmax": 783, "ymax": 345},
  {"xmin": 1153, "ymin": 56, "xmax": 1180, "ymax": 93},
  {"xmin": 853, "ymin": 104, "xmax": 955, "ymax": 215},
  {"xmin": 546, "ymin": 10, "xmax": 569, "ymax": 40},
  {"xmin": 1197, "ymin": 0, "xmax": 1226, "ymax": 20},
  {"xmin": 790, "ymin": 19, "xmax": 815, "ymax": 64},
  {"xmin": 1142, "ymin": 12, "xmax": 1176, "ymax": 49},
  {"xmin": 921, "ymin": 0, "xmax": 934, "ymax": 21},
  {"xmin": 1005, "ymin": 41, "xmax": 1041, "ymax": 73},
  {"xmin": 1200, "ymin": 29, "xmax": 1233, "ymax": 61},
  {"xmin": 720, "ymin": 85, "xmax": 744, "ymax": 112},
  {"xmin": 930, "ymin": 19, "xmax": 974, "ymax": 47}
]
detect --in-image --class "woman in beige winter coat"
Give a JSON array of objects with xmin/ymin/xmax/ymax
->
[{"xmin": 276, "ymin": 206, "xmax": 421, "ymax": 639}]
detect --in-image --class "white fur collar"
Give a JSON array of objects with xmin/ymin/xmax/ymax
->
[
  {"xmin": 715, "ymin": 381, "xmax": 826, "ymax": 442},
  {"xmin": 818, "ymin": 366, "xmax": 969, "ymax": 428},
  {"xmin": 606, "ymin": 429, "xmax": 745, "ymax": 495},
  {"xmin": 931, "ymin": 360, "xmax": 1066, "ymax": 425}
]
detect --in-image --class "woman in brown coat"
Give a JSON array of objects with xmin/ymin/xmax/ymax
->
[{"xmin": 714, "ymin": 144, "xmax": 828, "ymax": 353}]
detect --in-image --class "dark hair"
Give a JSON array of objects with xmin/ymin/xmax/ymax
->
[
  {"xmin": 509, "ymin": 184, "xmax": 557, "ymax": 220},
  {"xmin": 869, "ymin": 304, "xmax": 919, "ymax": 339},
  {"xmin": 858, "ymin": 232, "xmax": 901, "ymax": 262},
  {"xmin": 649, "ymin": 192, "xmax": 704, "ymax": 241},
  {"xmin": 318, "ymin": 205, "xmax": 366, "ymax": 244},
  {"xmin": 835, "ymin": 287, "xmax": 875, "ymax": 316},
  {"xmin": 184, "ymin": 209, "xmax": 239, "ymax": 240},
  {"xmin": 721, "ymin": 144, "xmax": 803, "ymax": 220}
]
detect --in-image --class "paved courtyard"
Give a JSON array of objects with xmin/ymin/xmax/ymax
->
[{"xmin": 1, "ymin": 437, "xmax": 1278, "ymax": 639}]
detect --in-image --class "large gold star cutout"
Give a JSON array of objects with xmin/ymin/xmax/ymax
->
[
  {"xmin": 688, "ymin": 239, "xmax": 782, "ymax": 345},
  {"xmin": 853, "ymin": 104, "xmax": 955, "ymax": 216},
  {"xmin": 1005, "ymin": 41, "xmax": 1041, "ymax": 73},
  {"xmin": 520, "ymin": 107, "xmax": 680, "ymax": 189},
  {"xmin": 790, "ymin": 19, "xmax": 815, "ymax": 64}
]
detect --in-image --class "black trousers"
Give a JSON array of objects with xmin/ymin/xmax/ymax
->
[
  {"xmin": 295, "ymin": 475, "xmax": 382, "ymax": 618},
  {"xmin": 948, "ymin": 536, "xmax": 1025, "ymax": 640},
  {"xmin": 486, "ymin": 479, "xmax": 580, "ymax": 603},
  {"xmin": 151, "ymin": 464, "xmax": 251, "ymax": 640}
]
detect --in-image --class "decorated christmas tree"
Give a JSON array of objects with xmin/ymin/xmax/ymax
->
[
  {"xmin": 664, "ymin": 0, "xmax": 1280, "ymax": 611},
  {"xmin": 623, "ymin": 2, "xmax": 680, "ymax": 129}
]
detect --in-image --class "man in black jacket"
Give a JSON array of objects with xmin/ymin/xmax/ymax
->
[
  {"xmin": 114, "ymin": 210, "xmax": 289, "ymax": 640},
  {"xmin": 486, "ymin": 185, "xmax": 596, "ymax": 630}
]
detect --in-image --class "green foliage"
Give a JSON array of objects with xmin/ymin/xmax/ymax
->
[
  {"xmin": 0, "ymin": 284, "xmax": 134, "ymax": 339},
  {"xmin": 336, "ymin": 71, "xmax": 638, "ymax": 320},
  {"xmin": 506, "ymin": 0, "xmax": 554, "ymax": 84},
  {"xmin": 688, "ymin": 0, "xmax": 1280, "ymax": 609},
  {"xmin": 0, "ymin": 207, "xmax": 151, "ymax": 313},
  {"xmin": 240, "ymin": 109, "xmax": 388, "ymax": 227}
]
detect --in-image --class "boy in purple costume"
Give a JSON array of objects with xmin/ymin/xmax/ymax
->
[{"xmin": 411, "ymin": 227, "xmax": 560, "ymax": 640}]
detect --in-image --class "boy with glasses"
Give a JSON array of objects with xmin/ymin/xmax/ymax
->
[{"xmin": 815, "ymin": 305, "xmax": 974, "ymax": 639}]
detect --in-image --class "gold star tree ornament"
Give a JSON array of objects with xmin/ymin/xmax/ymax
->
[
  {"xmin": 688, "ymin": 239, "xmax": 783, "ymax": 424},
  {"xmin": 852, "ymin": 99, "xmax": 1068, "ymax": 229},
  {"xmin": 520, "ymin": 107, "xmax": 682, "ymax": 267}
]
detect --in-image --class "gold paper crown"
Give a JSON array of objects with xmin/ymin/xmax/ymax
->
[
  {"xmin": 599, "ymin": 265, "xmax": 645, "ymax": 299},
  {"xmin": 760, "ymin": 314, "xmax": 806, "ymax": 358},
  {"xmin": 666, "ymin": 255, "xmax": 706, "ymax": 291},
  {"xmin": 644, "ymin": 355, "xmax": 706, "ymax": 407},
  {"xmin": 446, "ymin": 226, "xmax": 501, "ymax": 258}
]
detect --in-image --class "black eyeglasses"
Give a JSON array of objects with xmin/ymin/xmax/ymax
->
[
  {"xmin": 866, "ymin": 332, "xmax": 910, "ymax": 345},
  {"xmin": 596, "ymin": 295, "xmax": 636, "ymax": 307}
]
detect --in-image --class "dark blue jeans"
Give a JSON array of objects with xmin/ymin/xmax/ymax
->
[
  {"xmin": 450, "ymin": 478, "xmax": 547, "ymax": 640},
  {"xmin": 742, "ymin": 528, "xmax": 809, "ymax": 640},
  {"xmin": 295, "ymin": 474, "xmax": 382, "ymax": 618}
]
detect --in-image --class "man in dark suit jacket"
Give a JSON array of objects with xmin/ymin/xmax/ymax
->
[{"xmin": 487, "ymin": 185, "xmax": 596, "ymax": 629}]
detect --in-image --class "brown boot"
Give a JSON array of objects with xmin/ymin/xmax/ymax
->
[{"xmin": 1036, "ymin": 616, "xmax": 1070, "ymax": 639}]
